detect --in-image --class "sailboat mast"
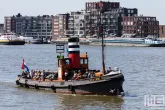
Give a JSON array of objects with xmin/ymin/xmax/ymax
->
[{"xmin": 101, "ymin": 10, "xmax": 105, "ymax": 75}]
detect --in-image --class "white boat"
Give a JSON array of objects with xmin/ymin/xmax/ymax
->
[
  {"xmin": 0, "ymin": 33, "xmax": 25, "ymax": 45},
  {"xmin": 18, "ymin": 36, "xmax": 33, "ymax": 43},
  {"xmin": 144, "ymin": 38, "xmax": 165, "ymax": 44}
]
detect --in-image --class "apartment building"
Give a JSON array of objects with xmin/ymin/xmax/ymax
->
[
  {"xmin": 102, "ymin": 8, "xmax": 138, "ymax": 37},
  {"xmin": 0, "ymin": 24, "xmax": 4, "ymax": 33},
  {"xmin": 85, "ymin": 1, "xmax": 120, "ymax": 37},
  {"xmin": 122, "ymin": 16, "xmax": 159, "ymax": 38},
  {"xmin": 85, "ymin": 1, "xmax": 138, "ymax": 37},
  {"xmin": 159, "ymin": 25, "xmax": 165, "ymax": 38},
  {"xmin": 4, "ymin": 14, "xmax": 53, "ymax": 39},
  {"xmin": 4, "ymin": 16, "xmax": 12, "ymax": 33},
  {"xmin": 52, "ymin": 14, "xmax": 69, "ymax": 39},
  {"xmin": 67, "ymin": 10, "xmax": 86, "ymax": 37}
]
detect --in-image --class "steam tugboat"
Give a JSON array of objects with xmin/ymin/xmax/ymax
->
[
  {"xmin": 15, "ymin": 37, "xmax": 124, "ymax": 95},
  {"xmin": 15, "ymin": 7, "xmax": 124, "ymax": 95}
]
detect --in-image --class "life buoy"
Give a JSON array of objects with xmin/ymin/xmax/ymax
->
[
  {"xmin": 51, "ymin": 85, "xmax": 56, "ymax": 93},
  {"xmin": 16, "ymin": 80, "xmax": 20, "ymax": 85},
  {"xmin": 35, "ymin": 84, "xmax": 39, "ymax": 89}
]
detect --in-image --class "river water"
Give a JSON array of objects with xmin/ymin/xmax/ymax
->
[{"xmin": 0, "ymin": 44, "xmax": 165, "ymax": 110}]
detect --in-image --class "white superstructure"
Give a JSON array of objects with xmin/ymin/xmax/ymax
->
[{"xmin": 0, "ymin": 33, "xmax": 22, "ymax": 41}]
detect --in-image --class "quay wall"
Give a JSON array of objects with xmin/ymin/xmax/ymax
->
[
  {"xmin": 89, "ymin": 42, "xmax": 150, "ymax": 47},
  {"xmin": 51, "ymin": 37, "xmax": 165, "ymax": 47}
]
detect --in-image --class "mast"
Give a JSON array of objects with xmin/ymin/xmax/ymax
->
[{"xmin": 100, "ymin": 8, "xmax": 105, "ymax": 75}]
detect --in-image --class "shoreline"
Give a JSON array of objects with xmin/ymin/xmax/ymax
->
[
  {"xmin": 89, "ymin": 42, "xmax": 151, "ymax": 47},
  {"xmin": 50, "ymin": 37, "xmax": 165, "ymax": 47}
]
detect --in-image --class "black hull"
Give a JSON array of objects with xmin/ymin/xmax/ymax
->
[
  {"xmin": 148, "ymin": 44, "xmax": 165, "ymax": 47},
  {"xmin": 31, "ymin": 40, "xmax": 43, "ymax": 44},
  {"xmin": 0, "ymin": 42, "xmax": 8, "ymax": 45},
  {"xmin": 0, "ymin": 41, "xmax": 25, "ymax": 45},
  {"xmin": 16, "ymin": 74, "xmax": 124, "ymax": 95},
  {"xmin": 31, "ymin": 40, "xmax": 49, "ymax": 44}
]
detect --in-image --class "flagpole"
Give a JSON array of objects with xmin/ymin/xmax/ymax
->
[{"xmin": 21, "ymin": 58, "xmax": 25, "ymax": 72}]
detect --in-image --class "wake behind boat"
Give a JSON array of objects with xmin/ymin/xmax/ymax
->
[
  {"xmin": 16, "ymin": 37, "xmax": 124, "ymax": 96},
  {"xmin": 0, "ymin": 33, "xmax": 25, "ymax": 45}
]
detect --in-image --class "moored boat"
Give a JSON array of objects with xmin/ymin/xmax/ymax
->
[
  {"xmin": 91, "ymin": 37, "xmax": 165, "ymax": 47},
  {"xmin": 16, "ymin": 37, "xmax": 124, "ymax": 96},
  {"xmin": 31, "ymin": 37, "xmax": 50, "ymax": 44},
  {"xmin": 0, "ymin": 33, "xmax": 25, "ymax": 45},
  {"xmin": 31, "ymin": 38, "xmax": 43, "ymax": 44},
  {"xmin": 144, "ymin": 38, "xmax": 165, "ymax": 47}
]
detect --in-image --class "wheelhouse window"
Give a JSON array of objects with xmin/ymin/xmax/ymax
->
[
  {"xmin": 81, "ymin": 59, "xmax": 84, "ymax": 64},
  {"xmin": 84, "ymin": 59, "xmax": 88, "ymax": 64}
]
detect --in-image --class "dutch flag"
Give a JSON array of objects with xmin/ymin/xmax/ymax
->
[{"xmin": 21, "ymin": 59, "xmax": 30, "ymax": 72}]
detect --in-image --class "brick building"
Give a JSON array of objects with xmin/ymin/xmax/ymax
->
[
  {"xmin": 85, "ymin": 1, "xmax": 120, "ymax": 37},
  {"xmin": 103, "ymin": 7, "xmax": 138, "ymax": 37},
  {"xmin": 122, "ymin": 16, "xmax": 159, "ymax": 38},
  {"xmin": 4, "ymin": 16, "xmax": 12, "ymax": 33},
  {"xmin": 85, "ymin": 1, "xmax": 138, "ymax": 37},
  {"xmin": 159, "ymin": 25, "xmax": 165, "ymax": 38}
]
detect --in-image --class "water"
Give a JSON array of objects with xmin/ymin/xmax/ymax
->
[{"xmin": 0, "ymin": 44, "xmax": 165, "ymax": 110}]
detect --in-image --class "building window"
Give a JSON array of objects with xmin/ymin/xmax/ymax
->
[
  {"xmin": 131, "ymin": 10, "xmax": 134, "ymax": 13},
  {"xmin": 79, "ymin": 31, "xmax": 84, "ymax": 34}
]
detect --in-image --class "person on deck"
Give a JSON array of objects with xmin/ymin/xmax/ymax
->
[
  {"xmin": 65, "ymin": 70, "xmax": 69, "ymax": 81},
  {"xmin": 82, "ymin": 69, "xmax": 88, "ymax": 78},
  {"xmin": 21, "ymin": 71, "xmax": 26, "ymax": 77},
  {"xmin": 75, "ymin": 70, "xmax": 82, "ymax": 80},
  {"xmin": 40, "ymin": 70, "xmax": 44, "ymax": 81},
  {"xmin": 36, "ymin": 71, "xmax": 41, "ymax": 80},
  {"xmin": 87, "ymin": 71, "xmax": 91, "ymax": 79},
  {"xmin": 54, "ymin": 72, "xmax": 58, "ymax": 80},
  {"xmin": 29, "ymin": 70, "xmax": 33, "ymax": 79},
  {"xmin": 72, "ymin": 71, "xmax": 77, "ymax": 80},
  {"xmin": 90, "ymin": 71, "xmax": 95, "ymax": 78}
]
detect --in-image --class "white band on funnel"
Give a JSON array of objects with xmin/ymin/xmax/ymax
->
[
  {"xmin": 68, "ymin": 48, "xmax": 80, "ymax": 51},
  {"xmin": 68, "ymin": 42, "xmax": 80, "ymax": 46}
]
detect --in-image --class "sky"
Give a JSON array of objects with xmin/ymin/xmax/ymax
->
[{"xmin": 0, "ymin": 0, "xmax": 164, "ymax": 24}]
